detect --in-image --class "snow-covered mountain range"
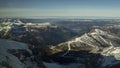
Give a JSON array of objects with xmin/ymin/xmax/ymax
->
[
  {"xmin": 48, "ymin": 29, "xmax": 120, "ymax": 68},
  {"xmin": 0, "ymin": 19, "xmax": 76, "ymax": 45},
  {"xmin": 1, "ymin": 18, "xmax": 120, "ymax": 68}
]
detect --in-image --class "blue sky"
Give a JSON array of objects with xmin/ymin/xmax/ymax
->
[{"xmin": 1, "ymin": 0, "xmax": 120, "ymax": 17}]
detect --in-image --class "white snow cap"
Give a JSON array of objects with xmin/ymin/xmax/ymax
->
[{"xmin": 91, "ymin": 29, "xmax": 107, "ymax": 35}]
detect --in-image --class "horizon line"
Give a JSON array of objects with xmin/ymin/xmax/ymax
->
[{"xmin": 1, "ymin": 16, "xmax": 120, "ymax": 19}]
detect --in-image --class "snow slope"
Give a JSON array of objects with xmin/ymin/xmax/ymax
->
[
  {"xmin": 100, "ymin": 46, "xmax": 120, "ymax": 67},
  {"xmin": 0, "ymin": 39, "xmax": 37, "ymax": 68}
]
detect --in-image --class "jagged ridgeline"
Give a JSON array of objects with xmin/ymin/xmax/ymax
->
[
  {"xmin": 46, "ymin": 28, "xmax": 120, "ymax": 68},
  {"xmin": 0, "ymin": 19, "xmax": 77, "ymax": 46}
]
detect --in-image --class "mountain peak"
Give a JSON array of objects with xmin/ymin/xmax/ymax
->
[
  {"xmin": 90, "ymin": 29, "xmax": 107, "ymax": 35},
  {"xmin": 14, "ymin": 19, "xmax": 23, "ymax": 23}
]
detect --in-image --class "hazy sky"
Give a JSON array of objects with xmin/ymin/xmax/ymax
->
[{"xmin": 1, "ymin": 0, "xmax": 120, "ymax": 17}]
